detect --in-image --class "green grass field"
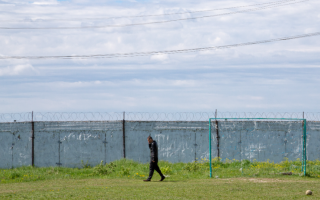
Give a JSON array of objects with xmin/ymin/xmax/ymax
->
[{"xmin": 1, "ymin": 158, "xmax": 320, "ymax": 199}]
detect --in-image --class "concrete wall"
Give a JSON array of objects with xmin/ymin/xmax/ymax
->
[
  {"xmin": 217, "ymin": 121, "xmax": 304, "ymax": 162},
  {"xmin": 34, "ymin": 121, "xmax": 123, "ymax": 168},
  {"xmin": 0, "ymin": 121, "xmax": 319, "ymax": 168},
  {"xmin": 0, "ymin": 122, "xmax": 32, "ymax": 169}
]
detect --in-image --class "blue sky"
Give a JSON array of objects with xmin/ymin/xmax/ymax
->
[{"xmin": 0, "ymin": 0, "xmax": 319, "ymax": 113}]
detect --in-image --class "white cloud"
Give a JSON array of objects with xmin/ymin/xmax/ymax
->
[
  {"xmin": 0, "ymin": 64, "xmax": 38, "ymax": 76},
  {"xmin": 33, "ymin": 0, "xmax": 58, "ymax": 5},
  {"xmin": 237, "ymin": 96, "xmax": 264, "ymax": 101},
  {"xmin": 150, "ymin": 54, "xmax": 168, "ymax": 61},
  {"xmin": 33, "ymin": 2, "xmax": 57, "ymax": 5}
]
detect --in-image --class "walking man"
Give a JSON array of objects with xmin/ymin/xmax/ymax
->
[{"xmin": 143, "ymin": 136, "xmax": 165, "ymax": 182}]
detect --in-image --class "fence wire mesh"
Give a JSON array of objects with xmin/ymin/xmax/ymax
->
[{"xmin": 0, "ymin": 112, "xmax": 319, "ymax": 122}]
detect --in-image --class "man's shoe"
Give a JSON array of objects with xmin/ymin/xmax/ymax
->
[
  {"xmin": 159, "ymin": 176, "xmax": 165, "ymax": 181},
  {"xmin": 143, "ymin": 179, "xmax": 151, "ymax": 182}
]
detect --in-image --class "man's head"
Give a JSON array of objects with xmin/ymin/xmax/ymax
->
[{"xmin": 147, "ymin": 136, "xmax": 153, "ymax": 144}]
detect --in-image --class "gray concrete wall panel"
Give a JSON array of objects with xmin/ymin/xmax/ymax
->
[
  {"xmin": 0, "ymin": 123, "xmax": 31, "ymax": 168},
  {"xmin": 60, "ymin": 131, "xmax": 105, "ymax": 168},
  {"xmin": 104, "ymin": 126, "xmax": 123, "ymax": 163},
  {"xmin": 0, "ymin": 123, "xmax": 13, "ymax": 169},
  {"xmin": 306, "ymin": 122, "xmax": 320, "ymax": 160},
  {"xmin": 217, "ymin": 121, "xmax": 304, "ymax": 162},
  {"xmin": 195, "ymin": 122, "xmax": 217, "ymax": 161},
  {"xmin": 34, "ymin": 121, "xmax": 122, "ymax": 168},
  {"xmin": 12, "ymin": 123, "xmax": 32, "ymax": 168},
  {"xmin": 34, "ymin": 124, "xmax": 59, "ymax": 167}
]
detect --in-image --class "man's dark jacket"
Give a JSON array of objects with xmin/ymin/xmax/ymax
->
[{"xmin": 149, "ymin": 141, "xmax": 158, "ymax": 162}]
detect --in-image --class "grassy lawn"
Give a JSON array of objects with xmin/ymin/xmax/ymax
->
[
  {"xmin": 1, "ymin": 159, "xmax": 320, "ymax": 199},
  {"xmin": 1, "ymin": 177, "xmax": 320, "ymax": 199}
]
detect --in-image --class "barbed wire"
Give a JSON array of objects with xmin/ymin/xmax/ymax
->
[
  {"xmin": 216, "ymin": 112, "xmax": 306, "ymax": 119},
  {"xmin": 0, "ymin": 113, "xmax": 32, "ymax": 123},
  {"xmin": 33, "ymin": 112, "xmax": 124, "ymax": 122},
  {"xmin": 125, "ymin": 112, "xmax": 216, "ymax": 121},
  {"xmin": 0, "ymin": 112, "xmax": 319, "ymax": 122}
]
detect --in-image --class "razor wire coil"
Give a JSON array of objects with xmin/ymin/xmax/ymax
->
[{"xmin": 0, "ymin": 112, "xmax": 319, "ymax": 122}]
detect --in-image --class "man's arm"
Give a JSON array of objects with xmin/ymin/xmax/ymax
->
[
  {"xmin": 151, "ymin": 142, "xmax": 156, "ymax": 162},
  {"xmin": 153, "ymin": 142, "xmax": 158, "ymax": 160}
]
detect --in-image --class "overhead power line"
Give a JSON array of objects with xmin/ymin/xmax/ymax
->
[
  {"xmin": 1, "ymin": 31, "xmax": 319, "ymax": 60},
  {"xmin": 0, "ymin": 0, "xmax": 300, "ymax": 22},
  {"xmin": 0, "ymin": 0, "xmax": 307, "ymax": 29}
]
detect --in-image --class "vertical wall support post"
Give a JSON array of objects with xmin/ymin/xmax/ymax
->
[
  {"xmin": 31, "ymin": 111, "xmax": 35, "ymax": 167},
  {"xmin": 209, "ymin": 118, "xmax": 212, "ymax": 178},
  {"xmin": 216, "ymin": 121, "xmax": 220, "ymax": 160},
  {"xmin": 303, "ymin": 119, "xmax": 307, "ymax": 176},
  {"xmin": 215, "ymin": 110, "xmax": 220, "ymax": 160},
  {"xmin": 57, "ymin": 133, "xmax": 61, "ymax": 167},
  {"xmin": 301, "ymin": 113, "xmax": 306, "ymax": 176},
  {"xmin": 301, "ymin": 112, "xmax": 304, "ymax": 173},
  {"xmin": 123, "ymin": 112, "xmax": 126, "ymax": 159}
]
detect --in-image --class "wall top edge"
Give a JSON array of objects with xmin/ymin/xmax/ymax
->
[{"xmin": 1, "ymin": 120, "xmax": 320, "ymax": 123}]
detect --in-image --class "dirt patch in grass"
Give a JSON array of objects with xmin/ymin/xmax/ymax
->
[{"xmin": 235, "ymin": 177, "xmax": 317, "ymax": 183}]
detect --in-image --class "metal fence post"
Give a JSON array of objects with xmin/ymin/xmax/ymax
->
[
  {"xmin": 123, "ymin": 111, "xmax": 126, "ymax": 159},
  {"xmin": 31, "ymin": 111, "xmax": 35, "ymax": 167},
  {"xmin": 209, "ymin": 118, "xmax": 212, "ymax": 178},
  {"xmin": 301, "ymin": 112, "xmax": 306, "ymax": 175},
  {"xmin": 303, "ymin": 119, "xmax": 307, "ymax": 176}
]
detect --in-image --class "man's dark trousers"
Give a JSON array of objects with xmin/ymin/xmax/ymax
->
[{"xmin": 148, "ymin": 159, "xmax": 164, "ymax": 180}]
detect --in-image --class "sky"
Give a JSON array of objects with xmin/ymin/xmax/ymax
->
[{"xmin": 0, "ymin": 0, "xmax": 319, "ymax": 113}]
